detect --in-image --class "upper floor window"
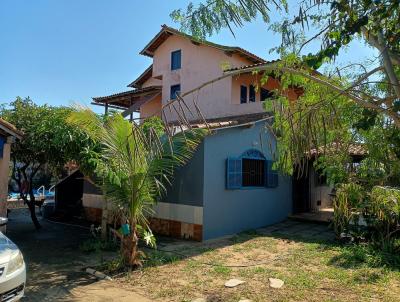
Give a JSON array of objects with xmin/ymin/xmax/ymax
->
[
  {"xmin": 260, "ymin": 88, "xmax": 273, "ymax": 102},
  {"xmin": 249, "ymin": 85, "xmax": 256, "ymax": 102},
  {"xmin": 240, "ymin": 85, "xmax": 247, "ymax": 104},
  {"xmin": 171, "ymin": 50, "xmax": 181, "ymax": 70},
  {"xmin": 170, "ymin": 84, "xmax": 181, "ymax": 100}
]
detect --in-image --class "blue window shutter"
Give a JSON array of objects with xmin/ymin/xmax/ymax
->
[
  {"xmin": 240, "ymin": 85, "xmax": 247, "ymax": 103},
  {"xmin": 170, "ymin": 84, "xmax": 181, "ymax": 100},
  {"xmin": 249, "ymin": 85, "xmax": 256, "ymax": 102},
  {"xmin": 0, "ymin": 137, "xmax": 4, "ymax": 159},
  {"xmin": 171, "ymin": 50, "xmax": 181, "ymax": 70},
  {"xmin": 265, "ymin": 160, "xmax": 279, "ymax": 188},
  {"xmin": 226, "ymin": 157, "xmax": 242, "ymax": 189}
]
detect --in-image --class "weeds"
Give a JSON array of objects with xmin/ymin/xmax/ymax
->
[{"xmin": 79, "ymin": 238, "xmax": 119, "ymax": 253}]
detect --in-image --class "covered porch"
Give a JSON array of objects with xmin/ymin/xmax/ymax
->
[{"xmin": 92, "ymin": 85, "xmax": 162, "ymax": 121}]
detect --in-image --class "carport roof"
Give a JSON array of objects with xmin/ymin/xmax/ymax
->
[{"xmin": 0, "ymin": 118, "xmax": 23, "ymax": 139}]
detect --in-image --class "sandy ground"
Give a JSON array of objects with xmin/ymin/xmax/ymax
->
[{"xmin": 6, "ymin": 208, "xmax": 151, "ymax": 302}]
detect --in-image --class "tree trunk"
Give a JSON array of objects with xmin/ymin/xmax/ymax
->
[
  {"xmin": 27, "ymin": 190, "xmax": 41, "ymax": 230},
  {"xmin": 121, "ymin": 229, "xmax": 141, "ymax": 267},
  {"xmin": 101, "ymin": 198, "xmax": 109, "ymax": 241}
]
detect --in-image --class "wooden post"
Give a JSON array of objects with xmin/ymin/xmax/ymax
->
[
  {"xmin": 129, "ymin": 98, "xmax": 133, "ymax": 122},
  {"xmin": 101, "ymin": 196, "xmax": 108, "ymax": 241}
]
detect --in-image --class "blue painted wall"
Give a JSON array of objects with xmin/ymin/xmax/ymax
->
[
  {"xmin": 163, "ymin": 143, "xmax": 205, "ymax": 207},
  {"xmin": 202, "ymin": 121, "xmax": 292, "ymax": 240}
]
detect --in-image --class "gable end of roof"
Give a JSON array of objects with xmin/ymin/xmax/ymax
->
[{"xmin": 140, "ymin": 24, "xmax": 266, "ymax": 64}]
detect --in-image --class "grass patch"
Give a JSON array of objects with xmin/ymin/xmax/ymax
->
[
  {"xmin": 114, "ymin": 224, "xmax": 400, "ymax": 302},
  {"xmin": 329, "ymin": 244, "xmax": 400, "ymax": 270},
  {"xmin": 79, "ymin": 238, "xmax": 119, "ymax": 253},
  {"xmin": 144, "ymin": 250, "xmax": 182, "ymax": 267},
  {"xmin": 212, "ymin": 265, "xmax": 232, "ymax": 276}
]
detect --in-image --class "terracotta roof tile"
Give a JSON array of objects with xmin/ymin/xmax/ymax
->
[
  {"xmin": 0, "ymin": 118, "xmax": 23, "ymax": 138},
  {"xmin": 93, "ymin": 86, "xmax": 162, "ymax": 102},
  {"xmin": 140, "ymin": 24, "xmax": 266, "ymax": 64},
  {"xmin": 310, "ymin": 143, "xmax": 367, "ymax": 157}
]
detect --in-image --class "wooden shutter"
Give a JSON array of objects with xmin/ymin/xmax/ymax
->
[
  {"xmin": 226, "ymin": 157, "xmax": 242, "ymax": 189},
  {"xmin": 0, "ymin": 137, "xmax": 4, "ymax": 159},
  {"xmin": 249, "ymin": 85, "xmax": 256, "ymax": 102},
  {"xmin": 240, "ymin": 85, "xmax": 247, "ymax": 103},
  {"xmin": 171, "ymin": 50, "xmax": 181, "ymax": 70},
  {"xmin": 265, "ymin": 160, "xmax": 279, "ymax": 188}
]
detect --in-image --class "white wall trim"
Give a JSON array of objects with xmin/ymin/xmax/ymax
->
[
  {"xmin": 152, "ymin": 202, "xmax": 203, "ymax": 225},
  {"xmin": 82, "ymin": 193, "xmax": 104, "ymax": 209}
]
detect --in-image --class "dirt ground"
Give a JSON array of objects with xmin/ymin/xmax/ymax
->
[
  {"xmin": 6, "ymin": 209, "xmax": 400, "ymax": 302},
  {"xmin": 6, "ymin": 208, "xmax": 151, "ymax": 302}
]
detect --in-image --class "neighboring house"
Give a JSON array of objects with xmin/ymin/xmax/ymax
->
[
  {"xmin": 87, "ymin": 25, "xmax": 302, "ymax": 240},
  {"xmin": 293, "ymin": 144, "xmax": 366, "ymax": 215},
  {"xmin": 0, "ymin": 119, "xmax": 22, "ymax": 218}
]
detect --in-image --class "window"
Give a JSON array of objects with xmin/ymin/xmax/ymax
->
[
  {"xmin": 0, "ymin": 137, "xmax": 4, "ymax": 159},
  {"xmin": 260, "ymin": 88, "xmax": 274, "ymax": 102},
  {"xmin": 240, "ymin": 85, "xmax": 247, "ymax": 103},
  {"xmin": 226, "ymin": 149, "xmax": 279, "ymax": 189},
  {"xmin": 170, "ymin": 84, "xmax": 181, "ymax": 100},
  {"xmin": 171, "ymin": 50, "xmax": 181, "ymax": 70},
  {"xmin": 249, "ymin": 85, "xmax": 256, "ymax": 102},
  {"xmin": 242, "ymin": 158, "xmax": 264, "ymax": 186}
]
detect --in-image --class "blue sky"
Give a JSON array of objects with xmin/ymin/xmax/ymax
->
[{"xmin": 0, "ymin": 0, "xmax": 376, "ymax": 112}]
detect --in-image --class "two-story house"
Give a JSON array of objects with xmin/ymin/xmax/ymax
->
[{"xmin": 87, "ymin": 25, "xmax": 299, "ymax": 240}]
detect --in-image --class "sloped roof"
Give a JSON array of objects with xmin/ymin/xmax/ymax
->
[
  {"xmin": 127, "ymin": 64, "xmax": 153, "ymax": 88},
  {"xmin": 224, "ymin": 60, "xmax": 280, "ymax": 72},
  {"xmin": 140, "ymin": 24, "xmax": 266, "ymax": 64},
  {"xmin": 0, "ymin": 118, "xmax": 23, "ymax": 139},
  {"xmin": 309, "ymin": 143, "xmax": 366, "ymax": 157},
  {"xmin": 92, "ymin": 86, "xmax": 162, "ymax": 109},
  {"xmin": 170, "ymin": 112, "xmax": 271, "ymax": 130}
]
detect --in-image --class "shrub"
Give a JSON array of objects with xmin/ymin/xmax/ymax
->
[
  {"xmin": 367, "ymin": 186, "xmax": 400, "ymax": 252},
  {"xmin": 333, "ymin": 184, "xmax": 400, "ymax": 252},
  {"xmin": 333, "ymin": 183, "xmax": 365, "ymax": 238}
]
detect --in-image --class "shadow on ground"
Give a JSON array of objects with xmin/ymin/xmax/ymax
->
[
  {"xmin": 7, "ymin": 208, "xmax": 100, "ymax": 301},
  {"xmin": 146, "ymin": 219, "xmax": 399, "ymax": 273}
]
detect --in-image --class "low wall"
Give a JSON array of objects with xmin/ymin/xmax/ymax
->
[{"xmin": 82, "ymin": 193, "xmax": 103, "ymax": 223}]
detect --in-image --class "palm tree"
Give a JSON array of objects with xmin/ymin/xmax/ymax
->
[{"xmin": 68, "ymin": 107, "xmax": 206, "ymax": 266}]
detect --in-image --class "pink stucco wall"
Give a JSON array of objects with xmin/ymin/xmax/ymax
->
[
  {"xmin": 142, "ymin": 77, "xmax": 162, "ymax": 88},
  {"xmin": 0, "ymin": 138, "xmax": 11, "ymax": 217},
  {"xmin": 140, "ymin": 34, "xmax": 299, "ymax": 122},
  {"xmin": 140, "ymin": 94, "xmax": 162, "ymax": 120}
]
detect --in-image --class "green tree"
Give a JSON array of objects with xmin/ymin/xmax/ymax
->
[
  {"xmin": 68, "ymin": 107, "xmax": 206, "ymax": 266},
  {"xmin": 0, "ymin": 97, "xmax": 93, "ymax": 229},
  {"xmin": 172, "ymin": 0, "xmax": 400, "ymax": 126}
]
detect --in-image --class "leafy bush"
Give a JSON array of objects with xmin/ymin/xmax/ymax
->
[
  {"xmin": 367, "ymin": 186, "xmax": 400, "ymax": 252},
  {"xmin": 333, "ymin": 183, "xmax": 365, "ymax": 238},
  {"xmin": 333, "ymin": 184, "xmax": 400, "ymax": 253}
]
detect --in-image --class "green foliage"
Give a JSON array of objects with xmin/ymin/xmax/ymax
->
[
  {"xmin": 144, "ymin": 250, "xmax": 182, "ymax": 267},
  {"xmin": 333, "ymin": 183, "xmax": 366, "ymax": 237},
  {"xmin": 68, "ymin": 107, "xmax": 207, "ymax": 264},
  {"xmin": 170, "ymin": 0, "xmax": 285, "ymax": 39},
  {"xmin": 368, "ymin": 186, "xmax": 400, "ymax": 252},
  {"xmin": 0, "ymin": 97, "xmax": 93, "ymax": 174},
  {"xmin": 101, "ymin": 255, "xmax": 126, "ymax": 274},
  {"xmin": 0, "ymin": 97, "xmax": 97, "ymax": 228},
  {"xmin": 79, "ymin": 238, "xmax": 119, "ymax": 253},
  {"xmin": 333, "ymin": 184, "xmax": 400, "ymax": 253},
  {"xmin": 141, "ymin": 116, "xmax": 165, "ymax": 139},
  {"xmin": 329, "ymin": 244, "xmax": 400, "ymax": 270}
]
